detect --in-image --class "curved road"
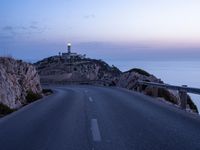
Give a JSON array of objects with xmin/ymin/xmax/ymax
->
[{"xmin": 0, "ymin": 85, "xmax": 200, "ymax": 150}]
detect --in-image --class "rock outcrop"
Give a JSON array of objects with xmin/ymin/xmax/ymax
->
[
  {"xmin": 117, "ymin": 68, "xmax": 198, "ymax": 113},
  {"xmin": 0, "ymin": 57, "xmax": 42, "ymax": 109},
  {"xmin": 35, "ymin": 56, "xmax": 121, "ymax": 85}
]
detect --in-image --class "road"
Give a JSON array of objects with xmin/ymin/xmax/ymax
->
[{"xmin": 0, "ymin": 85, "xmax": 200, "ymax": 150}]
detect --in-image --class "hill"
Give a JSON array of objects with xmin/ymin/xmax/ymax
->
[
  {"xmin": 35, "ymin": 55, "xmax": 198, "ymax": 113},
  {"xmin": 35, "ymin": 56, "xmax": 121, "ymax": 85}
]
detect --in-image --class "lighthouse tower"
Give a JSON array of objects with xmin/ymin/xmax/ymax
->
[
  {"xmin": 67, "ymin": 43, "xmax": 71, "ymax": 54},
  {"xmin": 61, "ymin": 42, "xmax": 86, "ymax": 59}
]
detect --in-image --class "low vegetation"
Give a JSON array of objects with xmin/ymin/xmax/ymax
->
[
  {"xmin": 145, "ymin": 87, "xmax": 198, "ymax": 113},
  {"xmin": 132, "ymin": 68, "xmax": 150, "ymax": 76},
  {"xmin": 126, "ymin": 68, "xmax": 151, "ymax": 77},
  {"xmin": 26, "ymin": 90, "xmax": 42, "ymax": 103},
  {"xmin": 42, "ymin": 89, "xmax": 53, "ymax": 95},
  {"xmin": 158, "ymin": 88, "xmax": 178, "ymax": 104},
  {"xmin": 0, "ymin": 103, "xmax": 15, "ymax": 116},
  {"xmin": 0, "ymin": 89, "xmax": 54, "ymax": 117}
]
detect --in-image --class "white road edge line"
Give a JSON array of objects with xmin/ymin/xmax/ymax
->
[
  {"xmin": 89, "ymin": 97, "xmax": 93, "ymax": 102},
  {"xmin": 91, "ymin": 119, "xmax": 102, "ymax": 142}
]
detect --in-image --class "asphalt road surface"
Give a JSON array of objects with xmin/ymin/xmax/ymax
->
[{"xmin": 0, "ymin": 85, "xmax": 200, "ymax": 150}]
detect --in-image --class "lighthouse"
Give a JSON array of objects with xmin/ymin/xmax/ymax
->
[
  {"xmin": 61, "ymin": 42, "xmax": 86, "ymax": 59},
  {"xmin": 67, "ymin": 43, "xmax": 71, "ymax": 53}
]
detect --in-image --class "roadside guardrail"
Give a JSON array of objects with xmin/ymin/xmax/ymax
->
[{"xmin": 137, "ymin": 80, "xmax": 200, "ymax": 110}]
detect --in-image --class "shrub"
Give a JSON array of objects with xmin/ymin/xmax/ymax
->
[
  {"xmin": 26, "ymin": 91, "xmax": 42, "ymax": 103},
  {"xmin": 129, "ymin": 68, "xmax": 150, "ymax": 77},
  {"xmin": 158, "ymin": 88, "xmax": 177, "ymax": 104},
  {"xmin": 109, "ymin": 81, "xmax": 116, "ymax": 86},
  {"xmin": 42, "ymin": 89, "xmax": 53, "ymax": 95},
  {"xmin": 0, "ymin": 103, "xmax": 15, "ymax": 116},
  {"xmin": 73, "ymin": 67, "xmax": 77, "ymax": 71}
]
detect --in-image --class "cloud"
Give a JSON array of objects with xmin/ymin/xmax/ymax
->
[
  {"xmin": 2, "ymin": 26, "xmax": 28, "ymax": 31},
  {"xmin": 31, "ymin": 21, "xmax": 38, "ymax": 25},
  {"xmin": 0, "ymin": 22, "xmax": 47, "ymax": 38},
  {"xmin": 2, "ymin": 26, "xmax": 13, "ymax": 31},
  {"xmin": 76, "ymin": 41, "xmax": 151, "ymax": 50},
  {"xmin": 18, "ymin": 26, "xmax": 27, "ymax": 30},
  {"xmin": 84, "ymin": 14, "xmax": 95, "ymax": 19},
  {"xmin": 0, "ymin": 35, "xmax": 14, "ymax": 40},
  {"xmin": 29, "ymin": 25, "xmax": 38, "ymax": 29}
]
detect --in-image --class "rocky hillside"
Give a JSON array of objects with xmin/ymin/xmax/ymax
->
[
  {"xmin": 35, "ymin": 56, "xmax": 121, "ymax": 85},
  {"xmin": 0, "ymin": 57, "xmax": 42, "ymax": 109},
  {"xmin": 35, "ymin": 55, "xmax": 198, "ymax": 113},
  {"xmin": 117, "ymin": 68, "xmax": 198, "ymax": 113}
]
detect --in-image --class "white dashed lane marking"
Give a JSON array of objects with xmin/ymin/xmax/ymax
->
[
  {"xmin": 89, "ymin": 97, "xmax": 93, "ymax": 102},
  {"xmin": 91, "ymin": 119, "xmax": 102, "ymax": 142}
]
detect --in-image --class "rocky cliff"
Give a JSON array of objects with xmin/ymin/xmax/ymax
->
[
  {"xmin": 0, "ymin": 57, "xmax": 42, "ymax": 109},
  {"xmin": 35, "ymin": 56, "xmax": 121, "ymax": 85}
]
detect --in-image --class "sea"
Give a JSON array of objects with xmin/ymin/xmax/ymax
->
[{"xmin": 107, "ymin": 60, "xmax": 200, "ymax": 113}]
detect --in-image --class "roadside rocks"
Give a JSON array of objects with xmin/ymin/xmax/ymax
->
[
  {"xmin": 117, "ymin": 68, "xmax": 198, "ymax": 113},
  {"xmin": 0, "ymin": 57, "xmax": 42, "ymax": 109}
]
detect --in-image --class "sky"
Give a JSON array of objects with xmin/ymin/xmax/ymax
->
[{"xmin": 0, "ymin": 0, "xmax": 200, "ymax": 61}]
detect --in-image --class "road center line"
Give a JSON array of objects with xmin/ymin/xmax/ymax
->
[
  {"xmin": 89, "ymin": 97, "xmax": 93, "ymax": 102},
  {"xmin": 91, "ymin": 119, "xmax": 102, "ymax": 142}
]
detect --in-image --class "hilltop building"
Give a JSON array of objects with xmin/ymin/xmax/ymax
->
[{"xmin": 62, "ymin": 43, "xmax": 86, "ymax": 59}]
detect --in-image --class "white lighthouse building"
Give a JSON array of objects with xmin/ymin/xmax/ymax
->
[
  {"xmin": 67, "ymin": 43, "xmax": 71, "ymax": 53},
  {"xmin": 62, "ymin": 43, "xmax": 86, "ymax": 59}
]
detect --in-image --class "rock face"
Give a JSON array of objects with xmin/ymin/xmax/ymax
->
[
  {"xmin": 0, "ymin": 57, "xmax": 42, "ymax": 109},
  {"xmin": 117, "ymin": 68, "xmax": 161, "ymax": 89},
  {"xmin": 35, "ymin": 56, "xmax": 121, "ymax": 85},
  {"xmin": 117, "ymin": 68, "xmax": 198, "ymax": 113}
]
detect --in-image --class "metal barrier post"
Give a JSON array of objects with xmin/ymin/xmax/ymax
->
[
  {"xmin": 179, "ymin": 85, "xmax": 188, "ymax": 110},
  {"xmin": 137, "ymin": 86, "xmax": 140, "ymax": 92},
  {"xmin": 137, "ymin": 84, "xmax": 142, "ymax": 92},
  {"xmin": 153, "ymin": 87, "xmax": 158, "ymax": 97}
]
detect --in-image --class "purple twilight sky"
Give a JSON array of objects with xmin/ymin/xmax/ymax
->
[{"xmin": 0, "ymin": 0, "xmax": 200, "ymax": 62}]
